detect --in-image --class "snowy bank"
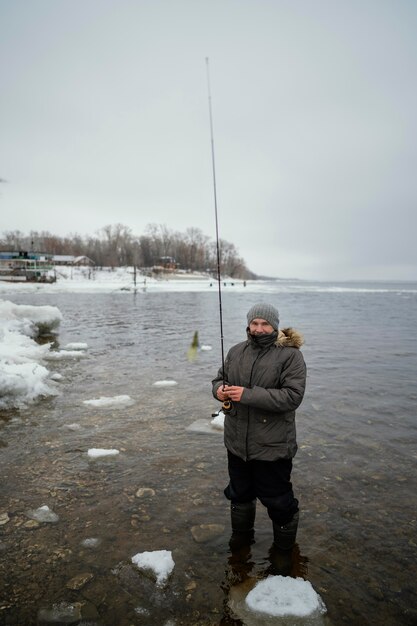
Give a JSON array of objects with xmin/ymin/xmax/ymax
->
[
  {"xmin": 0, "ymin": 300, "xmax": 62, "ymax": 409},
  {"xmin": 0, "ymin": 266, "xmax": 251, "ymax": 294}
]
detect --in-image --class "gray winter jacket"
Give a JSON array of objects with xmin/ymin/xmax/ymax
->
[{"xmin": 212, "ymin": 328, "xmax": 306, "ymax": 462}]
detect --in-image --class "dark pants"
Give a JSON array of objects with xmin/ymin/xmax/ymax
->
[{"xmin": 224, "ymin": 450, "xmax": 299, "ymax": 526}]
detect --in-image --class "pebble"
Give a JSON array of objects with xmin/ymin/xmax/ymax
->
[
  {"xmin": 135, "ymin": 487, "xmax": 156, "ymax": 498},
  {"xmin": 185, "ymin": 580, "xmax": 197, "ymax": 591},
  {"xmin": 26, "ymin": 505, "xmax": 59, "ymax": 523},
  {"xmin": 0, "ymin": 512, "xmax": 10, "ymax": 525},
  {"xmin": 23, "ymin": 520, "xmax": 40, "ymax": 529}
]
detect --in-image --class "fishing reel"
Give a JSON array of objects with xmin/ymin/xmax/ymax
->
[
  {"xmin": 222, "ymin": 400, "xmax": 233, "ymax": 414},
  {"xmin": 211, "ymin": 399, "xmax": 233, "ymax": 418}
]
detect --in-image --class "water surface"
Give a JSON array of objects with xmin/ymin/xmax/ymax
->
[{"xmin": 1, "ymin": 283, "xmax": 416, "ymax": 625}]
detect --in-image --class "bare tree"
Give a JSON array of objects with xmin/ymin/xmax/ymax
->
[{"xmin": 0, "ymin": 223, "xmax": 253, "ymax": 278}]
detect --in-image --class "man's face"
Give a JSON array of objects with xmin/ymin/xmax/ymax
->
[{"xmin": 249, "ymin": 318, "xmax": 275, "ymax": 335}]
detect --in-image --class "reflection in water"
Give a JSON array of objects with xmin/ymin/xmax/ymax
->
[{"xmin": 0, "ymin": 288, "xmax": 416, "ymax": 625}]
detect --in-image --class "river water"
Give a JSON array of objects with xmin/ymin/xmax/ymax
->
[{"xmin": 0, "ymin": 281, "xmax": 416, "ymax": 625}]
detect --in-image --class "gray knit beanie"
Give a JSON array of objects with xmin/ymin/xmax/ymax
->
[{"xmin": 247, "ymin": 303, "xmax": 279, "ymax": 330}]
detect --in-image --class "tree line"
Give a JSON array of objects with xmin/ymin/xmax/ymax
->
[{"xmin": 0, "ymin": 223, "xmax": 255, "ymax": 279}]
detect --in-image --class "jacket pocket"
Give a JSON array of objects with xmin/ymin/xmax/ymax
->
[{"xmin": 253, "ymin": 415, "xmax": 287, "ymax": 445}]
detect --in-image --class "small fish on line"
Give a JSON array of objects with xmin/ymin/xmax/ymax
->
[{"xmin": 187, "ymin": 330, "xmax": 200, "ymax": 362}]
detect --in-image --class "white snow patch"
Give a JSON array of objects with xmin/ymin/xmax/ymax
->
[
  {"xmin": 246, "ymin": 575, "xmax": 326, "ymax": 618},
  {"xmin": 153, "ymin": 380, "xmax": 178, "ymax": 387},
  {"xmin": 87, "ymin": 448, "xmax": 120, "ymax": 458},
  {"xmin": 131, "ymin": 549, "xmax": 175, "ymax": 587},
  {"xmin": 83, "ymin": 394, "xmax": 134, "ymax": 407}
]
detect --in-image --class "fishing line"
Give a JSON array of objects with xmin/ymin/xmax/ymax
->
[{"xmin": 205, "ymin": 57, "xmax": 232, "ymax": 413}]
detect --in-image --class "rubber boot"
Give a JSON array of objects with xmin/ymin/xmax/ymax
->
[
  {"xmin": 272, "ymin": 511, "xmax": 299, "ymax": 551},
  {"xmin": 229, "ymin": 500, "xmax": 256, "ymax": 551},
  {"xmin": 267, "ymin": 543, "xmax": 293, "ymax": 576}
]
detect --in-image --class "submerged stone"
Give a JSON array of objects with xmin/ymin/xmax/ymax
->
[
  {"xmin": 80, "ymin": 537, "xmax": 101, "ymax": 549},
  {"xmin": 0, "ymin": 512, "xmax": 10, "ymax": 525},
  {"xmin": 37, "ymin": 601, "xmax": 82, "ymax": 624},
  {"xmin": 191, "ymin": 523, "xmax": 224, "ymax": 543},
  {"xmin": 23, "ymin": 519, "xmax": 40, "ymax": 529},
  {"xmin": 26, "ymin": 505, "xmax": 59, "ymax": 523},
  {"xmin": 66, "ymin": 572, "xmax": 94, "ymax": 590},
  {"xmin": 135, "ymin": 487, "xmax": 156, "ymax": 498}
]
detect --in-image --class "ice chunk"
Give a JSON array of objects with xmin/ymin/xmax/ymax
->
[
  {"xmin": 63, "ymin": 342, "xmax": 88, "ymax": 350},
  {"xmin": 186, "ymin": 418, "xmax": 223, "ymax": 434},
  {"xmin": 200, "ymin": 344, "xmax": 212, "ymax": 351},
  {"xmin": 0, "ymin": 361, "xmax": 56, "ymax": 410},
  {"xmin": 153, "ymin": 380, "xmax": 178, "ymax": 387},
  {"xmin": 83, "ymin": 395, "xmax": 134, "ymax": 407},
  {"xmin": 131, "ymin": 549, "xmax": 175, "ymax": 587},
  {"xmin": 87, "ymin": 448, "xmax": 120, "ymax": 458},
  {"xmin": 44, "ymin": 349, "xmax": 87, "ymax": 360},
  {"xmin": 81, "ymin": 537, "xmax": 101, "ymax": 548},
  {"xmin": 0, "ymin": 300, "xmax": 62, "ymax": 336},
  {"xmin": 246, "ymin": 575, "xmax": 326, "ymax": 617},
  {"xmin": 26, "ymin": 505, "xmax": 59, "ymax": 523},
  {"xmin": 211, "ymin": 411, "xmax": 225, "ymax": 430}
]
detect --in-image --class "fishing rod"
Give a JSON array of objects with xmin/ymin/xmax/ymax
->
[{"xmin": 205, "ymin": 57, "xmax": 232, "ymax": 414}]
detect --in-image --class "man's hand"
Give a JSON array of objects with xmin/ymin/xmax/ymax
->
[{"xmin": 216, "ymin": 385, "xmax": 244, "ymax": 402}]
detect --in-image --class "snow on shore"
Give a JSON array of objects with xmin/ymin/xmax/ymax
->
[
  {"xmin": 0, "ymin": 300, "xmax": 85, "ymax": 410},
  {"xmin": 0, "ymin": 266, "xmax": 250, "ymax": 294}
]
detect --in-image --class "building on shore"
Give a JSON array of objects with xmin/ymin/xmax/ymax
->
[
  {"xmin": 51, "ymin": 255, "xmax": 95, "ymax": 266},
  {"xmin": 0, "ymin": 251, "xmax": 56, "ymax": 283}
]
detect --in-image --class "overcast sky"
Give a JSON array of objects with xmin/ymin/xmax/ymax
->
[{"xmin": 1, "ymin": 0, "xmax": 416, "ymax": 280}]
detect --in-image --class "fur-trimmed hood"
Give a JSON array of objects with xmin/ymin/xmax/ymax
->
[{"xmin": 277, "ymin": 327, "xmax": 304, "ymax": 348}]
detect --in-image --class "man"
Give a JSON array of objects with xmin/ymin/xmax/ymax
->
[{"xmin": 212, "ymin": 303, "xmax": 306, "ymax": 551}]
